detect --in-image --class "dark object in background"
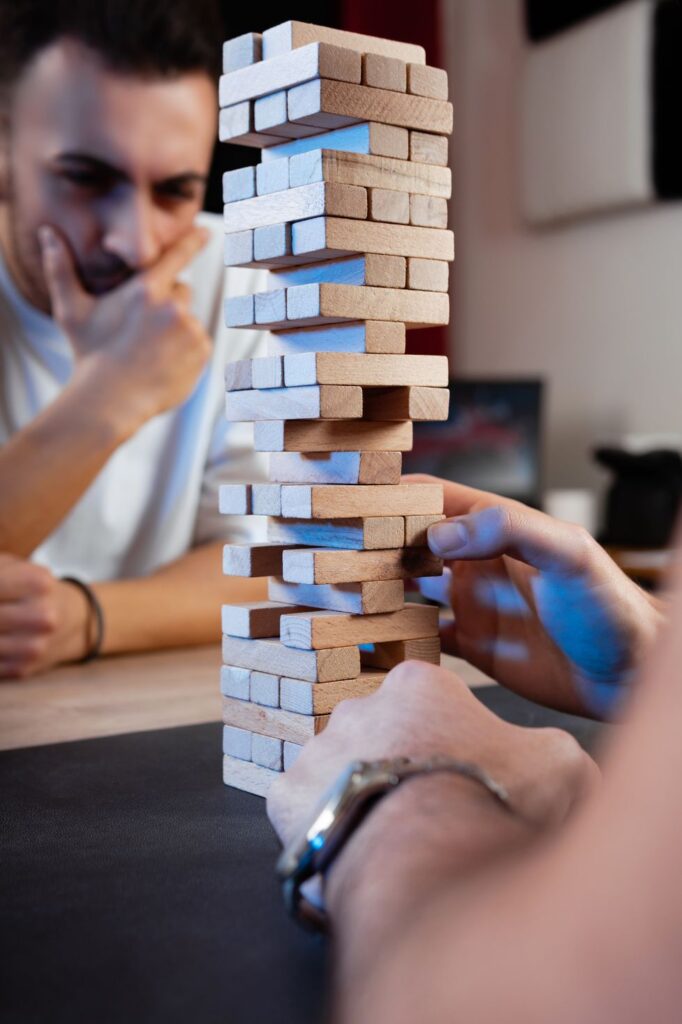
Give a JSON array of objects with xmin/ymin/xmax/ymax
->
[
  {"xmin": 525, "ymin": 0, "xmax": 626, "ymax": 41},
  {"xmin": 595, "ymin": 448, "xmax": 682, "ymax": 547}
]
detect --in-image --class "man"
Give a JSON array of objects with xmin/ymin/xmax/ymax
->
[
  {"xmin": 0, "ymin": 1, "xmax": 268, "ymax": 677},
  {"xmin": 268, "ymin": 480, "xmax": 674, "ymax": 1022}
]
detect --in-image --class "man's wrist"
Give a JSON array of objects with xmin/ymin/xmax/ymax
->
[{"xmin": 68, "ymin": 358, "xmax": 147, "ymax": 444}]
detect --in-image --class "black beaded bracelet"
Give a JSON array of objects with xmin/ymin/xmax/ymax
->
[{"xmin": 61, "ymin": 576, "xmax": 105, "ymax": 663}]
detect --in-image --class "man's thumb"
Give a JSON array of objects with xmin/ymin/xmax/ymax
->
[{"xmin": 38, "ymin": 225, "xmax": 89, "ymax": 325}]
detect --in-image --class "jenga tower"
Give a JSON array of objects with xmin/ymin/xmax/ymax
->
[{"xmin": 218, "ymin": 21, "xmax": 453, "ymax": 796}]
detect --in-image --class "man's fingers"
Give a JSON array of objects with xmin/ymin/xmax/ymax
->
[
  {"xmin": 38, "ymin": 225, "xmax": 91, "ymax": 325},
  {"xmin": 402, "ymin": 473, "xmax": 509, "ymax": 518},
  {"xmin": 142, "ymin": 225, "xmax": 210, "ymax": 297},
  {"xmin": 427, "ymin": 503, "xmax": 594, "ymax": 576}
]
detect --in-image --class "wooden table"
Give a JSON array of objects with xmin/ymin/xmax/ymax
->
[{"xmin": 0, "ymin": 646, "xmax": 494, "ymax": 752}]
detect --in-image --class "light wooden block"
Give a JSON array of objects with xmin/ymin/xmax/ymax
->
[
  {"xmin": 363, "ymin": 53, "xmax": 406, "ymax": 92},
  {"xmin": 223, "ymin": 754, "xmax": 278, "ymax": 797},
  {"xmin": 369, "ymin": 188, "xmax": 409, "ymax": 224},
  {"xmin": 223, "ymin": 32, "xmax": 262, "ymax": 73},
  {"xmin": 255, "ymin": 287, "xmax": 286, "ymax": 325},
  {"xmin": 251, "ymin": 355, "xmax": 284, "ymax": 389},
  {"xmin": 292, "ymin": 216, "xmax": 455, "ymax": 262},
  {"xmin": 226, "ymin": 385, "xmax": 362, "ymax": 421},
  {"xmin": 269, "ymin": 254, "xmax": 406, "ymax": 290},
  {"xmin": 223, "ymin": 724, "xmax": 252, "ymax": 761},
  {"xmin": 407, "ymin": 257, "xmax": 449, "ymax": 292},
  {"xmin": 285, "ymin": 283, "xmax": 449, "ymax": 329},
  {"xmin": 282, "ymin": 546, "xmax": 443, "ymax": 584},
  {"xmin": 280, "ymin": 483, "xmax": 443, "ymax": 520},
  {"xmin": 220, "ymin": 665, "xmax": 251, "ymax": 700},
  {"xmin": 266, "ymin": 321, "xmax": 405, "ymax": 355},
  {"xmin": 284, "ymin": 352, "xmax": 449, "ymax": 388},
  {"xmin": 270, "ymin": 577, "xmax": 404, "ymax": 614},
  {"xmin": 219, "ymin": 41, "xmax": 362, "ymax": 108},
  {"xmin": 221, "ymin": 601, "xmax": 309, "ymax": 639},
  {"xmin": 283, "ymin": 741, "xmax": 303, "ymax": 770},
  {"xmin": 254, "ymin": 223, "xmax": 292, "ymax": 262},
  {"xmin": 223, "ymin": 166, "xmax": 256, "ymax": 203},
  {"xmin": 224, "ymin": 358, "xmax": 253, "ymax": 391},
  {"xmin": 222, "ymin": 694, "xmax": 329, "ymax": 744},
  {"xmin": 219, "ymin": 102, "xmax": 282, "ymax": 148},
  {"xmin": 280, "ymin": 670, "xmax": 386, "ymax": 716},
  {"xmin": 222, "ymin": 542, "xmax": 290, "ymax": 577},
  {"xmin": 289, "ymin": 148, "xmax": 451, "ymax": 199},
  {"xmin": 225, "ymin": 294, "xmax": 254, "ymax": 327},
  {"xmin": 256, "ymin": 158, "xmax": 289, "ymax": 196},
  {"xmin": 362, "ymin": 635, "xmax": 441, "ymax": 669},
  {"xmin": 404, "ymin": 514, "xmax": 446, "ymax": 547},
  {"xmin": 410, "ymin": 193, "xmax": 448, "ymax": 228},
  {"xmin": 407, "ymin": 63, "xmax": 448, "ymax": 100},
  {"xmin": 255, "ymin": 91, "xmax": 320, "ymax": 140},
  {"xmin": 262, "ymin": 122, "xmax": 409, "ymax": 163},
  {"xmin": 219, "ymin": 483, "xmax": 251, "ymax": 515},
  {"xmin": 288, "ymin": 80, "xmax": 453, "ymax": 136},
  {"xmin": 224, "ymin": 181, "xmax": 367, "ymax": 234},
  {"xmin": 281, "ymin": 604, "xmax": 440, "ymax": 650},
  {"xmin": 251, "ymin": 732, "xmax": 283, "ymax": 771},
  {"xmin": 254, "ymin": 419, "xmax": 413, "ymax": 453},
  {"xmin": 363, "ymin": 386, "xmax": 450, "ymax": 422},
  {"xmin": 267, "ymin": 516, "xmax": 405, "ymax": 551},
  {"xmin": 269, "ymin": 451, "xmax": 401, "ymax": 485},
  {"xmin": 410, "ymin": 131, "xmax": 448, "ymax": 166},
  {"xmin": 250, "ymin": 671, "xmax": 280, "ymax": 708},
  {"xmin": 252, "ymin": 483, "xmax": 282, "ymax": 515},
  {"xmin": 262, "ymin": 21, "xmax": 426, "ymax": 65},
  {"xmin": 224, "ymin": 229, "xmax": 254, "ymax": 267},
  {"xmin": 222, "ymin": 635, "xmax": 360, "ymax": 683}
]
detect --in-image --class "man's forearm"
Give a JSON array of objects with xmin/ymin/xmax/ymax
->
[{"xmin": 93, "ymin": 541, "xmax": 266, "ymax": 654}]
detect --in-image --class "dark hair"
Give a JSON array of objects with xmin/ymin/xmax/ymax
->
[{"xmin": 0, "ymin": 0, "xmax": 222, "ymax": 89}]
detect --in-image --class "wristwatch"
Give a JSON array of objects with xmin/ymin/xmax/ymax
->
[{"xmin": 276, "ymin": 755, "xmax": 514, "ymax": 931}]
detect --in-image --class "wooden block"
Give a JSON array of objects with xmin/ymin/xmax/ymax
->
[
  {"xmin": 284, "ymin": 352, "xmax": 449, "ymax": 388},
  {"xmin": 288, "ymin": 80, "xmax": 453, "ymax": 136},
  {"xmin": 404, "ymin": 514, "xmax": 446, "ymax": 547},
  {"xmin": 254, "ymin": 223, "xmax": 291, "ymax": 262},
  {"xmin": 262, "ymin": 21, "xmax": 426, "ymax": 65},
  {"xmin": 251, "ymin": 732, "xmax": 283, "ymax": 771},
  {"xmin": 221, "ymin": 601, "xmax": 309, "ymax": 639},
  {"xmin": 281, "ymin": 604, "xmax": 440, "ymax": 650},
  {"xmin": 223, "ymin": 32, "xmax": 262, "ymax": 73},
  {"xmin": 219, "ymin": 483, "xmax": 251, "ymax": 515},
  {"xmin": 224, "ymin": 294, "xmax": 254, "ymax": 327},
  {"xmin": 268, "ymin": 451, "xmax": 401, "ymax": 485},
  {"xmin": 219, "ymin": 41, "xmax": 362, "ymax": 108},
  {"xmin": 222, "ymin": 694, "xmax": 330, "ymax": 744},
  {"xmin": 410, "ymin": 193, "xmax": 448, "ymax": 229},
  {"xmin": 410, "ymin": 131, "xmax": 448, "ymax": 166},
  {"xmin": 224, "ymin": 181, "xmax": 367, "ymax": 234},
  {"xmin": 223, "ymin": 724, "xmax": 252, "ymax": 761},
  {"xmin": 280, "ymin": 670, "xmax": 386, "ymax": 715},
  {"xmin": 254, "ymin": 419, "xmax": 413, "ymax": 453},
  {"xmin": 268, "ymin": 254, "xmax": 406, "ymax": 290},
  {"xmin": 252, "ymin": 483, "xmax": 282, "ymax": 515},
  {"xmin": 255, "ymin": 287, "xmax": 286, "ymax": 325},
  {"xmin": 251, "ymin": 356, "xmax": 283, "ymax": 389},
  {"xmin": 224, "ymin": 229, "xmax": 254, "ymax": 267},
  {"xmin": 225, "ymin": 385, "xmax": 362, "ymax": 421},
  {"xmin": 282, "ymin": 546, "xmax": 443, "ymax": 584},
  {"xmin": 292, "ymin": 217, "xmax": 455, "ymax": 262},
  {"xmin": 256, "ymin": 158, "xmax": 289, "ymax": 196},
  {"xmin": 288, "ymin": 148, "xmax": 451, "ymax": 199},
  {"xmin": 284, "ymin": 283, "xmax": 449, "ymax": 329},
  {"xmin": 250, "ymin": 672, "xmax": 280, "ymax": 708},
  {"xmin": 222, "ymin": 542, "xmax": 290, "ymax": 577},
  {"xmin": 280, "ymin": 483, "xmax": 443, "ymax": 520},
  {"xmin": 407, "ymin": 257, "xmax": 449, "ymax": 292},
  {"xmin": 261, "ymin": 122, "xmax": 409, "ymax": 163},
  {"xmin": 220, "ymin": 665, "xmax": 251, "ymax": 700},
  {"xmin": 219, "ymin": 102, "xmax": 283, "ymax": 148},
  {"xmin": 407, "ymin": 63, "xmax": 448, "ymax": 100},
  {"xmin": 223, "ymin": 754, "xmax": 278, "ymax": 797},
  {"xmin": 361, "ymin": 635, "xmax": 441, "ymax": 669},
  {"xmin": 222, "ymin": 635, "xmax": 360, "ymax": 683},
  {"xmin": 267, "ymin": 516, "xmax": 405, "ymax": 551},
  {"xmin": 363, "ymin": 386, "xmax": 450, "ymax": 421},
  {"xmin": 266, "ymin": 321, "xmax": 405, "ymax": 355},
  {"xmin": 369, "ymin": 188, "xmax": 409, "ymax": 224},
  {"xmin": 255, "ymin": 90, "xmax": 321, "ymax": 140},
  {"xmin": 363, "ymin": 53, "xmax": 406, "ymax": 92},
  {"xmin": 283, "ymin": 741, "xmax": 303, "ymax": 770},
  {"xmin": 224, "ymin": 359, "xmax": 253, "ymax": 391},
  {"xmin": 223, "ymin": 166, "xmax": 256, "ymax": 203},
  {"xmin": 269, "ymin": 577, "xmax": 405, "ymax": 615}
]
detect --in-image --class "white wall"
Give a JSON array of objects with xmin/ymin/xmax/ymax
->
[{"xmin": 442, "ymin": 0, "xmax": 682, "ymax": 490}]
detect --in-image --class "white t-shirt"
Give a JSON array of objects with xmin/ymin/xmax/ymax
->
[{"xmin": 0, "ymin": 212, "xmax": 269, "ymax": 582}]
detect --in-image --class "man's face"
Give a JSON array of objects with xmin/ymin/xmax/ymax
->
[{"xmin": 2, "ymin": 38, "xmax": 216, "ymax": 311}]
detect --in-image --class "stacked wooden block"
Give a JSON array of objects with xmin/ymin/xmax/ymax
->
[{"xmin": 219, "ymin": 20, "xmax": 453, "ymax": 797}]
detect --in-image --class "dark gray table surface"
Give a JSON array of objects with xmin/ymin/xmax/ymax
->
[{"xmin": 0, "ymin": 685, "xmax": 603, "ymax": 1024}]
